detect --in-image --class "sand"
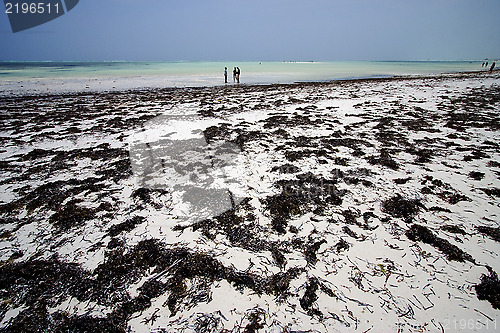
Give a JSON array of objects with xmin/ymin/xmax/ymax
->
[{"xmin": 0, "ymin": 71, "xmax": 499, "ymax": 332}]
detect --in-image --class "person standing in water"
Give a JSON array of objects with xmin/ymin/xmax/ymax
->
[
  {"xmin": 236, "ymin": 67, "xmax": 241, "ymax": 84},
  {"xmin": 490, "ymin": 62, "xmax": 496, "ymax": 72},
  {"xmin": 224, "ymin": 67, "xmax": 228, "ymax": 83}
]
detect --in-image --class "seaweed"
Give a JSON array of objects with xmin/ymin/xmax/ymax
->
[
  {"xmin": 343, "ymin": 226, "xmax": 361, "ymax": 239},
  {"xmin": 334, "ymin": 238, "xmax": 350, "ymax": 253},
  {"xmin": 271, "ymin": 247, "xmax": 287, "ymax": 270},
  {"xmin": 406, "ymin": 147, "xmax": 434, "ymax": 164},
  {"xmin": 299, "ymin": 277, "xmax": 322, "ymax": 318},
  {"xmin": 243, "ymin": 308, "xmax": 266, "ymax": 333},
  {"xmin": 438, "ymin": 191, "xmax": 471, "ymax": 205},
  {"xmin": 203, "ymin": 123, "xmax": 232, "ymax": 144},
  {"xmin": 480, "ymin": 188, "xmax": 500, "ymax": 197},
  {"xmin": 406, "ymin": 224, "xmax": 475, "ymax": 263},
  {"xmin": 95, "ymin": 158, "xmax": 131, "ymax": 183},
  {"xmin": 304, "ymin": 239, "xmax": 326, "ymax": 265},
  {"xmin": 265, "ymin": 173, "xmax": 343, "ymax": 233},
  {"xmin": 284, "ymin": 149, "xmax": 328, "ymax": 162},
  {"xmin": 232, "ymin": 130, "xmax": 265, "ymax": 151},
  {"xmin": 428, "ymin": 206, "xmax": 452, "ymax": 213},
  {"xmin": 271, "ymin": 163, "xmax": 301, "ymax": 174},
  {"xmin": 48, "ymin": 201, "xmax": 96, "ymax": 231},
  {"xmin": 262, "ymin": 115, "xmax": 289, "ymax": 129},
  {"xmin": 476, "ymin": 226, "xmax": 500, "ymax": 242},
  {"xmin": 441, "ymin": 225, "xmax": 467, "ymax": 235},
  {"xmin": 264, "ymin": 190, "xmax": 302, "ymax": 234},
  {"xmin": 393, "ymin": 177, "xmax": 411, "ymax": 184},
  {"xmin": 474, "ymin": 267, "xmax": 500, "ymax": 310},
  {"xmin": 131, "ymin": 188, "xmax": 169, "ymax": 209},
  {"xmin": 193, "ymin": 313, "xmax": 223, "ymax": 333},
  {"xmin": 178, "ymin": 200, "xmax": 269, "ymax": 252},
  {"xmin": 367, "ymin": 149, "xmax": 399, "ymax": 170},
  {"xmin": 107, "ymin": 216, "xmax": 146, "ymax": 237},
  {"xmin": 381, "ymin": 194, "xmax": 422, "ymax": 222},
  {"xmin": 468, "ymin": 171, "xmax": 485, "ymax": 181}
]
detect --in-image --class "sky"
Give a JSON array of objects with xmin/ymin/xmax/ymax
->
[{"xmin": 0, "ymin": 0, "xmax": 499, "ymax": 62}]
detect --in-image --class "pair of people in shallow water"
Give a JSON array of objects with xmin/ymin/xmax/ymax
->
[{"xmin": 224, "ymin": 67, "xmax": 241, "ymax": 84}]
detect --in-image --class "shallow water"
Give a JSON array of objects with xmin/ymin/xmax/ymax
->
[{"xmin": 0, "ymin": 60, "xmax": 485, "ymax": 95}]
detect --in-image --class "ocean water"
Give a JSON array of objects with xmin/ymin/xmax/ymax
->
[{"xmin": 0, "ymin": 61, "xmax": 485, "ymax": 95}]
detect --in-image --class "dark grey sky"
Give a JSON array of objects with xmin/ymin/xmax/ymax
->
[{"xmin": 1, "ymin": 0, "xmax": 499, "ymax": 61}]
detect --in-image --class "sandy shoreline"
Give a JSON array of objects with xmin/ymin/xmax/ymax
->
[{"xmin": 0, "ymin": 72, "xmax": 499, "ymax": 332}]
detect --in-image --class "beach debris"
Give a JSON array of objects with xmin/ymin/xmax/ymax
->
[
  {"xmin": 468, "ymin": 171, "xmax": 485, "ymax": 181},
  {"xmin": 367, "ymin": 149, "xmax": 399, "ymax": 170},
  {"xmin": 381, "ymin": 194, "xmax": 422, "ymax": 222},
  {"xmin": 440, "ymin": 224, "xmax": 467, "ymax": 236},
  {"xmin": 242, "ymin": 307, "xmax": 266, "ymax": 333},
  {"xmin": 48, "ymin": 200, "xmax": 96, "ymax": 231},
  {"xmin": 405, "ymin": 224, "xmax": 475, "ymax": 263},
  {"xmin": 1, "ymin": 73, "xmax": 499, "ymax": 332},
  {"xmin": 474, "ymin": 267, "xmax": 500, "ymax": 310},
  {"xmin": 107, "ymin": 216, "xmax": 146, "ymax": 237},
  {"xmin": 304, "ymin": 239, "xmax": 327, "ymax": 265},
  {"xmin": 300, "ymin": 277, "xmax": 323, "ymax": 318},
  {"xmin": 334, "ymin": 238, "xmax": 350, "ymax": 253},
  {"xmin": 476, "ymin": 226, "xmax": 500, "ymax": 242},
  {"xmin": 480, "ymin": 188, "xmax": 500, "ymax": 197}
]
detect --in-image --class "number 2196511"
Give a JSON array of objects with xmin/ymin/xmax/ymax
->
[
  {"xmin": 5, "ymin": 2, "xmax": 60, "ymax": 14},
  {"xmin": 443, "ymin": 319, "xmax": 497, "ymax": 330}
]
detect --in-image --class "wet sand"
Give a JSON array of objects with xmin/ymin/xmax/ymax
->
[{"xmin": 0, "ymin": 71, "xmax": 499, "ymax": 332}]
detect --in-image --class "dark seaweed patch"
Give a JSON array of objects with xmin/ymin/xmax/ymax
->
[
  {"xmin": 367, "ymin": 149, "xmax": 399, "ymax": 170},
  {"xmin": 428, "ymin": 206, "xmax": 452, "ymax": 213},
  {"xmin": 267, "ymin": 173, "xmax": 343, "ymax": 233},
  {"xmin": 381, "ymin": 195, "xmax": 422, "ymax": 222},
  {"xmin": 304, "ymin": 239, "xmax": 326, "ymax": 265},
  {"xmin": 232, "ymin": 130, "xmax": 266, "ymax": 151},
  {"xmin": 406, "ymin": 224, "xmax": 474, "ymax": 263},
  {"xmin": 474, "ymin": 267, "xmax": 500, "ymax": 310},
  {"xmin": 334, "ymin": 238, "xmax": 350, "ymax": 253},
  {"xmin": 48, "ymin": 201, "xmax": 96, "ymax": 231},
  {"xmin": 468, "ymin": 171, "xmax": 485, "ymax": 181},
  {"xmin": 271, "ymin": 247, "xmax": 287, "ymax": 270},
  {"xmin": 480, "ymin": 188, "xmax": 500, "ymax": 197},
  {"xmin": 438, "ymin": 191, "xmax": 471, "ymax": 205},
  {"xmin": 0, "ymin": 305, "xmax": 125, "ymax": 333},
  {"xmin": 476, "ymin": 226, "xmax": 500, "ymax": 242},
  {"xmin": 203, "ymin": 123, "xmax": 231, "ymax": 144},
  {"xmin": 243, "ymin": 308, "xmax": 266, "ymax": 333},
  {"xmin": 262, "ymin": 115, "xmax": 289, "ymax": 129},
  {"xmin": 271, "ymin": 164, "xmax": 301, "ymax": 174},
  {"xmin": 441, "ymin": 225, "xmax": 467, "ymax": 235},
  {"xmin": 131, "ymin": 188, "xmax": 169, "ymax": 209},
  {"xmin": 175, "ymin": 199, "xmax": 270, "ymax": 252},
  {"xmin": 299, "ymin": 277, "xmax": 322, "ymax": 317},
  {"xmin": 406, "ymin": 147, "xmax": 434, "ymax": 164},
  {"xmin": 265, "ymin": 191, "xmax": 302, "ymax": 234},
  {"xmin": 107, "ymin": 216, "xmax": 146, "ymax": 237},
  {"xmin": 393, "ymin": 177, "xmax": 411, "ymax": 184}
]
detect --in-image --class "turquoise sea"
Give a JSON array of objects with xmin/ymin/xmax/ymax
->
[{"xmin": 0, "ymin": 61, "xmax": 487, "ymax": 95}]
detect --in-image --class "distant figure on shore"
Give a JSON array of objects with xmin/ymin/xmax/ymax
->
[
  {"xmin": 490, "ymin": 62, "xmax": 496, "ymax": 72},
  {"xmin": 224, "ymin": 67, "xmax": 228, "ymax": 83},
  {"xmin": 236, "ymin": 67, "xmax": 241, "ymax": 84},
  {"xmin": 485, "ymin": 62, "xmax": 489, "ymax": 68},
  {"xmin": 233, "ymin": 67, "xmax": 237, "ymax": 83}
]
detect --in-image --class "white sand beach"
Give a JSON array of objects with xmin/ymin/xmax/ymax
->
[{"xmin": 0, "ymin": 71, "xmax": 499, "ymax": 332}]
